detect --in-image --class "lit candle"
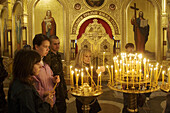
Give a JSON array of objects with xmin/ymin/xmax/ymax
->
[
  {"xmin": 139, "ymin": 69, "xmax": 142, "ymax": 89},
  {"xmin": 75, "ymin": 68, "xmax": 78, "ymax": 89},
  {"xmin": 76, "ymin": 74, "xmax": 79, "ymax": 89},
  {"xmin": 71, "ymin": 70, "xmax": 74, "ymax": 87},
  {"xmin": 70, "ymin": 66, "xmax": 72, "ymax": 87},
  {"xmin": 106, "ymin": 65, "xmax": 111, "ymax": 83},
  {"xmin": 115, "ymin": 70, "xmax": 117, "ymax": 86},
  {"xmin": 162, "ymin": 71, "xmax": 165, "ymax": 85},
  {"xmin": 98, "ymin": 72, "xmax": 101, "ymax": 90},
  {"xmin": 100, "ymin": 73, "xmax": 102, "ymax": 88},
  {"xmin": 132, "ymin": 69, "xmax": 134, "ymax": 88},
  {"xmin": 127, "ymin": 70, "xmax": 129, "ymax": 89},
  {"xmin": 103, "ymin": 52, "xmax": 105, "ymax": 66},
  {"xmin": 143, "ymin": 58, "xmax": 146, "ymax": 80},
  {"xmin": 81, "ymin": 69, "xmax": 83, "ymax": 86},
  {"xmin": 157, "ymin": 66, "xmax": 162, "ymax": 83},
  {"xmin": 91, "ymin": 66, "xmax": 93, "ymax": 87},
  {"xmin": 126, "ymin": 57, "xmax": 128, "ymax": 72},
  {"xmin": 150, "ymin": 68, "xmax": 152, "ymax": 89},
  {"xmin": 168, "ymin": 68, "xmax": 170, "ymax": 85},
  {"xmin": 111, "ymin": 65, "xmax": 114, "ymax": 85}
]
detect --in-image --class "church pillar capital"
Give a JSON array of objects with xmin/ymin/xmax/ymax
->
[{"xmin": 162, "ymin": 13, "xmax": 168, "ymax": 28}]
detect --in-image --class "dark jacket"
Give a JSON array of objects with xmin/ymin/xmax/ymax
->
[
  {"xmin": 165, "ymin": 93, "xmax": 170, "ymax": 113},
  {"xmin": 0, "ymin": 57, "xmax": 8, "ymax": 112},
  {"xmin": 8, "ymin": 79, "xmax": 52, "ymax": 113},
  {"xmin": 44, "ymin": 51, "xmax": 67, "ymax": 100}
]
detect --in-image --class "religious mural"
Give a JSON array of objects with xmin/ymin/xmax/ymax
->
[
  {"xmin": 131, "ymin": 10, "xmax": 150, "ymax": 53},
  {"xmin": 15, "ymin": 15, "xmax": 22, "ymax": 51},
  {"xmin": 3, "ymin": 19, "xmax": 8, "ymax": 54},
  {"xmin": 42, "ymin": 10, "xmax": 56, "ymax": 38},
  {"xmin": 85, "ymin": 0, "xmax": 104, "ymax": 7}
]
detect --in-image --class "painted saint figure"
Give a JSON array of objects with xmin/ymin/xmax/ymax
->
[
  {"xmin": 15, "ymin": 15, "xmax": 22, "ymax": 50},
  {"xmin": 42, "ymin": 10, "xmax": 56, "ymax": 38},
  {"xmin": 3, "ymin": 19, "xmax": 8, "ymax": 53},
  {"xmin": 131, "ymin": 11, "xmax": 150, "ymax": 53}
]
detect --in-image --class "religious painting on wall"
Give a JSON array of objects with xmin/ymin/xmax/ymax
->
[
  {"xmin": 42, "ymin": 10, "xmax": 56, "ymax": 38},
  {"xmin": 15, "ymin": 15, "xmax": 22, "ymax": 51},
  {"xmin": 127, "ymin": 1, "xmax": 155, "ymax": 60},
  {"xmin": 85, "ymin": 0, "xmax": 104, "ymax": 7},
  {"xmin": 3, "ymin": 19, "xmax": 8, "ymax": 56}
]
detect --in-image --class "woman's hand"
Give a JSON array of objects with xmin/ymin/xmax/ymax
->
[
  {"xmin": 96, "ymin": 66, "xmax": 105, "ymax": 74},
  {"xmin": 44, "ymin": 93, "xmax": 54, "ymax": 108},
  {"xmin": 53, "ymin": 75, "xmax": 60, "ymax": 83}
]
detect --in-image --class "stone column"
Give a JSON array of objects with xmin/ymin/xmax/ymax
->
[{"xmin": 162, "ymin": 0, "xmax": 169, "ymax": 60}]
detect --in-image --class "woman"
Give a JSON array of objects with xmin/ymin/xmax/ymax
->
[
  {"xmin": 0, "ymin": 56, "xmax": 8, "ymax": 113},
  {"xmin": 33, "ymin": 34, "xmax": 60, "ymax": 112},
  {"xmin": 74, "ymin": 48, "xmax": 105, "ymax": 113},
  {"xmin": 8, "ymin": 50, "xmax": 53, "ymax": 113}
]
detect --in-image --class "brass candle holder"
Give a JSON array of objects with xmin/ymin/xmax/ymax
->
[
  {"xmin": 107, "ymin": 53, "xmax": 161, "ymax": 112},
  {"xmin": 160, "ymin": 68, "xmax": 170, "ymax": 92},
  {"xmin": 70, "ymin": 66, "xmax": 103, "ymax": 113}
]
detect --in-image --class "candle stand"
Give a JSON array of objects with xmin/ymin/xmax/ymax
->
[
  {"xmin": 107, "ymin": 53, "xmax": 161, "ymax": 113},
  {"xmin": 70, "ymin": 66, "xmax": 103, "ymax": 113},
  {"xmin": 160, "ymin": 68, "xmax": 170, "ymax": 93}
]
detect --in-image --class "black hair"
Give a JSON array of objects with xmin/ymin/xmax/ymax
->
[
  {"xmin": 125, "ymin": 43, "xmax": 134, "ymax": 49},
  {"xmin": 33, "ymin": 34, "xmax": 50, "ymax": 50},
  {"xmin": 49, "ymin": 35, "xmax": 59, "ymax": 43},
  {"xmin": 23, "ymin": 44, "xmax": 31, "ymax": 50},
  {"xmin": 12, "ymin": 49, "xmax": 41, "ymax": 84}
]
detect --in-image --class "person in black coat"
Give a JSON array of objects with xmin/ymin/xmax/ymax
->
[
  {"xmin": 0, "ymin": 57, "xmax": 8, "ymax": 113},
  {"xmin": 8, "ymin": 50, "xmax": 55, "ymax": 113}
]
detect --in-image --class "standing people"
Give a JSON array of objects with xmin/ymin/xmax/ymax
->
[
  {"xmin": 131, "ymin": 11, "xmax": 149, "ymax": 53},
  {"xmin": 74, "ymin": 48, "xmax": 105, "ymax": 113},
  {"xmin": 33, "ymin": 34, "xmax": 60, "ymax": 113},
  {"xmin": 42, "ymin": 10, "xmax": 56, "ymax": 38},
  {"xmin": 44, "ymin": 35, "xmax": 67, "ymax": 113},
  {"xmin": 0, "ymin": 57, "xmax": 8, "ymax": 113},
  {"xmin": 8, "ymin": 50, "xmax": 53, "ymax": 113}
]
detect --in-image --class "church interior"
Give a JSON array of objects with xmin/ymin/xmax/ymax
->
[{"xmin": 1, "ymin": 0, "xmax": 170, "ymax": 113}]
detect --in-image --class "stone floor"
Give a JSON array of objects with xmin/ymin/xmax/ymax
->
[
  {"xmin": 3, "ymin": 79, "xmax": 168, "ymax": 113},
  {"xmin": 66, "ymin": 82, "xmax": 167, "ymax": 113}
]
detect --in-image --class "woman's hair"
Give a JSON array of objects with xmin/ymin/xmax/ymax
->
[
  {"xmin": 33, "ymin": 34, "xmax": 50, "ymax": 50},
  {"xmin": 13, "ymin": 49, "xmax": 41, "ymax": 84},
  {"xmin": 75, "ymin": 48, "xmax": 91, "ymax": 68}
]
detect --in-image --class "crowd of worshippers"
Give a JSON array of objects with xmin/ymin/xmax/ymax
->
[{"xmin": 1, "ymin": 34, "xmax": 170, "ymax": 113}]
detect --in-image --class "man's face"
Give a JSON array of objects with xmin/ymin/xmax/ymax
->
[
  {"xmin": 50, "ymin": 39, "xmax": 60, "ymax": 52},
  {"xmin": 126, "ymin": 47, "xmax": 134, "ymax": 53},
  {"xmin": 35, "ymin": 40, "xmax": 50, "ymax": 57},
  {"xmin": 139, "ymin": 12, "xmax": 143, "ymax": 17},
  {"xmin": 47, "ymin": 10, "xmax": 51, "ymax": 16}
]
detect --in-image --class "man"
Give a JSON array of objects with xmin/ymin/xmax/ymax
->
[
  {"xmin": 131, "ymin": 11, "xmax": 149, "ymax": 53},
  {"xmin": 44, "ymin": 35, "xmax": 67, "ymax": 113}
]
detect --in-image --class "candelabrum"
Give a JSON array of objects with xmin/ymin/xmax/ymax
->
[
  {"xmin": 70, "ymin": 66, "xmax": 102, "ymax": 113},
  {"xmin": 107, "ymin": 53, "xmax": 161, "ymax": 112},
  {"xmin": 160, "ymin": 67, "xmax": 170, "ymax": 92}
]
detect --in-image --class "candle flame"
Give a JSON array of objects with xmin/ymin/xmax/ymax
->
[
  {"xmin": 106, "ymin": 65, "xmax": 109, "ymax": 68},
  {"xmin": 111, "ymin": 65, "xmax": 113, "ymax": 68},
  {"xmin": 85, "ymin": 67, "xmax": 88, "ymax": 70},
  {"xmin": 91, "ymin": 66, "xmax": 93, "ymax": 69},
  {"xmin": 71, "ymin": 70, "xmax": 74, "ymax": 74},
  {"xmin": 70, "ymin": 66, "xmax": 72, "ymax": 68}
]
